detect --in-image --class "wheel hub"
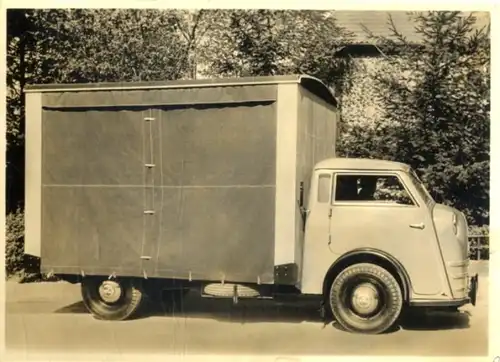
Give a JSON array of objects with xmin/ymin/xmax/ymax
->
[
  {"xmin": 98, "ymin": 280, "xmax": 122, "ymax": 304},
  {"xmin": 350, "ymin": 282, "xmax": 379, "ymax": 315}
]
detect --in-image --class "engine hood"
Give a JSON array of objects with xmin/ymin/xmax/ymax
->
[
  {"xmin": 432, "ymin": 203, "xmax": 469, "ymax": 263},
  {"xmin": 432, "ymin": 203, "xmax": 470, "ymax": 299}
]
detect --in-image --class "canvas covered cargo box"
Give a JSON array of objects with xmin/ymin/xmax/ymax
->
[{"xmin": 24, "ymin": 75, "xmax": 339, "ymax": 285}]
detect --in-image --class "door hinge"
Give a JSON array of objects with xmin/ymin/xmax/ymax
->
[
  {"xmin": 328, "ymin": 234, "xmax": 332, "ymax": 245},
  {"xmin": 328, "ymin": 208, "xmax": 332, "ymax": 218}
]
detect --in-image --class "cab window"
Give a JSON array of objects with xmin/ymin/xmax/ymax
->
[
  {"xmin": 334, "ymin": 174, "xmax": 414, "ymax": 206},
  {"xmin": 317, "ymin": 174, "xmax": 331, "ymax": 203}
]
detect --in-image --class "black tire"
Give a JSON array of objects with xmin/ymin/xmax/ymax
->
[
  {"xmin": 81, "ymin": 276, "xmax": 145, "ymax": 321},
  {"xmin": 328, "ymin": 263, "xmax": 403, "ymax": 334}
]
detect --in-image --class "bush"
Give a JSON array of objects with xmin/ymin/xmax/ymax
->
[
  {"xmin": 468, "ymin": 224, "xmax": 489, "ymax": 260},
  {"xmin": 5, "ymin": 209, "xmax": 54, "ymax": 282},
  {"xmin": 468, "ymin": 224, "xmax": 489, "ymax": 236},
  {"xmin": 5, "ymin": 209, "xmax": 25, "ymax": 277}
]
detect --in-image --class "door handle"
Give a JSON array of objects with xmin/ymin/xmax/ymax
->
[{"xmin": 409, "ymin": 222, "xmax": 425, "ymax": 230}]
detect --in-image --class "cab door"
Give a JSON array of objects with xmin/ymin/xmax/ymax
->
[
  {"xmin": 328, "ymin": 171, "xmax": 447, "ymax": 297},
  {"xmin": 300, "ymin": 171, "xmax": 334, "ymax": 292}
]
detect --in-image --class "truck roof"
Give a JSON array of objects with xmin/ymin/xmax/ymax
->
[
  {"xmin": 24, "ymin": 74, "xmax": 338, "ymax": 108},
  {"xmin": 314, "ymin": 158, "xmax": 411, "ymax": 172}
]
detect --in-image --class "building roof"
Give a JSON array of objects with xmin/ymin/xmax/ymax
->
[
  {"xmin": 315, "ymin": 157, "xmax": 411, "ymax": 172},
  {"xmin": 334, "ymin": 10, "xmax": 490, "ymax": 44},
  {"xmin": 333, "ymin": 11, "xmax": 490, "ymax": 57}
]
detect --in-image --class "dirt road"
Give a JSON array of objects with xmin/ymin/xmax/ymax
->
[{"xmin": 4, "ymin": 262, "xmax": 489, "ymax": 359}]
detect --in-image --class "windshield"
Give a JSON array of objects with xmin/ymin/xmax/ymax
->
[{"xmin": 408, "ymin": 169, "xmax": 435, "ymax": 206}]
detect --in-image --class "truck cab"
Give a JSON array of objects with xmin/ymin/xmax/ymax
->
[{"xmin": 300, "ymin": 157, "xmax": 478, "ymax": 334}]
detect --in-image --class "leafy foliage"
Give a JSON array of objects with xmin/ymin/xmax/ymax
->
[
  {"xmin": 339, "ymin": 58, "xmax": 401, "ymax": 158},
  {"xmin": 169, "ymin": 9, "xmax": 234, "ymax": 79},
  {"xmin": 5, "ymin": 209, "xmax": 24, "ymax": 277},
  {"xmin": 340, "ymin": 11, "xmax": 490, "ymax": 226},
  {"xmin": 468, "ymin": 224, "xmax": 489, "ymax": 260},
  {"xmin": 7, "ymin": 9, "xmax": 189, "ymax": 143},
  {"xmin": 27, "ymin": 9, "xmax": 188, "ymax": 84},
  {"xmin": 5, "ymin": 209, "xmax": 46, "ymax": 282},
  {"xmin": 199, "ymin": 10, "xmax": 354, "ymax": 92},
  {"xmin": 6, "ymin": 9, "xmax": 190, "ymax": 212}
]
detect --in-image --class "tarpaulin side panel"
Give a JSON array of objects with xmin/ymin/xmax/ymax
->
[
  {"xmin": 40, "ymin": 108, "xmax": 148, "ymax": 275},
  {"xmin": 41, "ymin": 85, "xmax": 276, "ymax": 108},
  {"xmin": 41, "ymin": 109, "xmax": 145, "ymax": 186},
  {"xmin": 39, "ymin": 101, "xmax": 277, "ymax": 282},
  {"xmin": 153, "ymin": 103, "xmax": 277, "ymax": 283},
  {"xmin": 153, "ymin": 187, "xmax": 275, "ymax": 283},
  {"xmin": 41, "ymin": 186, "xmax": 145, "ymax": 275},
  {"xmin": 156, "ymin": 104, "xmax": 277, "ymax": 187}
]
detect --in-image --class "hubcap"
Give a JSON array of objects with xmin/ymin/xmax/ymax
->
[
  {"xmin": 98, "ymin": 280, "xmax": 122, "ymax": 304},
  {"xmin": 350, "ymin": 282, "xmax": 380, "ymax": 315}
]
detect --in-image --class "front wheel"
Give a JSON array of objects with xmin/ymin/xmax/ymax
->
[
  {"xmin": 81, "ymin": 276, "xmax": 145, "ymax": 321},
  {"xmin": 328, "ymin": 263, "xmax": 403, "ymax": 334}
]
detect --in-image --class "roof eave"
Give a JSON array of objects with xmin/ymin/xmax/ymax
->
[
  {"xmin": 24, "ymin": 74, "xmax": 339, "ymax": 108},
  {"xmin": 298, "ymin": 74, "xmax": 338, "ymax": 107},
  {"xmin": 334, "ymin": 42, "xmax": 424, "ymax": 58}
]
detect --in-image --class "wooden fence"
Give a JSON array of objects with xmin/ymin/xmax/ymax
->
[{"xmin": 468, "ymin": 234, "xmax": 490, "ymax": 260}]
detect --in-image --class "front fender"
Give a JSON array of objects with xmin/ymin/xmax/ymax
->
[{"xmin": 321, "ymin": 248, "xmax": 412, "ymax": 302}]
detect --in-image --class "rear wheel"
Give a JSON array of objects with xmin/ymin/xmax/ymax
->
[
  {"xmin": 81, "ymin": 276, "xmax": 145, "ymax": 321},
  {"xmin": 328, "ymin": 263, "xmax": 403, "ymax": 334}
]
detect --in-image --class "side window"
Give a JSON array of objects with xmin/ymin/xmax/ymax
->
[
  {"xmin": 334, "ymin": 174, "xmax": 414, "ymax": 205},
  {"xmin": 317, "ymin": 174, "xmax": 331, "ymax": 203},
  {"xmin": 373, "ymin": 175, "xmax": 414, "ymax": 205}
]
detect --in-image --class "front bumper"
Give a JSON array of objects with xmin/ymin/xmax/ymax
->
[
  {"xmin": 468, "ymin": 273, "xmax": 479, "ymax": 306},
  {"xmin": 409, "ymin": 273, "xmax": 479, "ymax": 308}
]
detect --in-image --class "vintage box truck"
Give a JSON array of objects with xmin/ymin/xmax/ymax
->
[{"xmin": 24, "ymin": 75, "xmax": 478, "ymax": 334}]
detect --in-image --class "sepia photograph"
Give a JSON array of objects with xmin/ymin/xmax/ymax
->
[{"xmin": 2, "ymin": 4, "xmax": 495, "ymax": 361}]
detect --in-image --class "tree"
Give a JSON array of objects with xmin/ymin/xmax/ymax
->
[
  {"xmin": 340, "ymin": 11, "xmax": 490, "ymax": 226},
  {"xmin": 168, "ymin": 9, "xmax": 225, "ymax": 79},
  {"xmin": 199, "ymin": 10, "xmax": 354, "ymax": 92},
  {"xmin": 6, "ymin": 9, "xmax": 189, "ymax": 211},
  {"xmin": 28, "ymin": 9, "xmax": 188, "ymax": 83}
]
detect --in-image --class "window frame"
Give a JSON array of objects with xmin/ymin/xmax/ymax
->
[{"xmin": 331, "ymin": 171, "xmax": 420, "ymax": 208}]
